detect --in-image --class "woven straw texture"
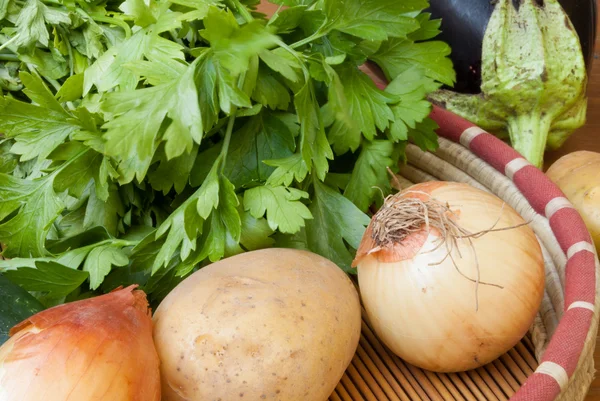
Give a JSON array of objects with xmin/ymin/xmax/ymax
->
[{"xmin": 329, "ymin": 104, "xmax": 600, "ymax": 401}]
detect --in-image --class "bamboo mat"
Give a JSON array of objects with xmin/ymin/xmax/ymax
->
[{"xmin": 330, "ymin": 308, "xmax": 537, "ymax": 401}]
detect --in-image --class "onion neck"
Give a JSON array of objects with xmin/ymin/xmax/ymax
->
[
  {"xmin": 353, "ymin": 188, "xmax": 448, "ymax": 267},
  {"xmin": 352, "ymin": 224, "xmax": 431, "ymax": 267}
]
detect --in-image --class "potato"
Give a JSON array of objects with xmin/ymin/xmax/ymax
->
[
  {"xmin": 546, "ymin": 151, "xmax": 600, "ymax": 252},
  {"xmin": 152, "ymin": 248, "xmax": 362, "ymax": 401}
]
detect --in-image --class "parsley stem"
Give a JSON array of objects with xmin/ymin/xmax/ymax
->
[
  {"xmin": 290, "ymin": 23, "xmax": 328, "ymax": 49},
  {"xmin": 87, "ymin": 12, "xmax": 132, "ymax": 38},
  {"xmin": 205, "ymin": 117, "xmax": 230, "ymax": 139},
  {"xmin": 228, "ymin": 0, "xmax": 253, "ymax": 24},
  {"xmin": 266, "ymin": 4, "xmax": 285, "ymax": 26},
  {"xmin": 275, "ymin": 39, "xmax": 311, "ymax": 82},
  {"xmin": 45, "ymin": 77, "xmax": 62, "ymax": 92},
  {"xmin": 113, "ymin": 240, "xmax": 139, "ymax": 248},
  {"xmin": 220, "ymin": 67, "xmax": 247, "ymax": 172},
  {"xmin": 51, "ymin": 149, "xmax": 92, "ymax": 177},
  {"xmin": 220, "ymin": 106, "xmax": 238, "ymax": 173},
  {"xmin": 58, "ymin": 27, "xmax": 74, "ymax": 77},
  {"xmin": 0, "ymin": 54, "xmax": 18, "ymax": 61},
  {"xmin": 169, "ymin": 30, "xmax": 186, "ymax": 48},
  {"xmin": 26, "ymin": 66, "xmax": 60, "ymax": 92},
  {"xmin": 0, "ymin": 35, "xmax": 19, "ymax": 52}
]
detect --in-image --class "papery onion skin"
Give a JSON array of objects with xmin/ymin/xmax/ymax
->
[
  {"xmin": 0, "ymin": 285, "xmax": 161, "ymax": 401},
  {"xmin": 354, "ymin": 182, "xmax": 545, "ymax": 373}
]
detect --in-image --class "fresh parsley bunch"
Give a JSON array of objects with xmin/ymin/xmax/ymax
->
[{"xmin": 0, "ymin": 0, "xmax": 455, "ymax": 307}]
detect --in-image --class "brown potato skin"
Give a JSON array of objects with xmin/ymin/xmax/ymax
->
[{"xmin": 153, "ymin": 248, "xmax": 362, "ymax": 401}]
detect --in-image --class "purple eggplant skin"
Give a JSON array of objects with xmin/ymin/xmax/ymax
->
[{"xmin": 427, "ymin": 0, "xmax": 597, "ymax": 94}]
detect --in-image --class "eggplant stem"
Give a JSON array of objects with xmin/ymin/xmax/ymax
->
[{"xmin": 507, "ymin": 113, "xmax": 552, "ymax": 169}]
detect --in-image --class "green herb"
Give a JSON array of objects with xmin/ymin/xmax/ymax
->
[{"xmin": 0, "ymin": 0, "xmax": 454, "ymax": 307}]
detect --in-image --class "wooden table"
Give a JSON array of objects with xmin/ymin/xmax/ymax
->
[{"xmin": 257, "ymin": 1, "xmax": 600, "ymax": 398}]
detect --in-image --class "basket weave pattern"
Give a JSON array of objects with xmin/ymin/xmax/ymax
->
[{"xmin": 331, "ymin": 105, "xmax": 600, "ymax": 401}]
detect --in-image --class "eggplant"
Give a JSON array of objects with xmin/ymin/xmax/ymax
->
[
  {"xmin": 427, "ymin": 0, "xmax": 594, "ymax": 168},
  {"xmin": 427, "ymin": 0, "xmax": 597, "ymax": 94}
]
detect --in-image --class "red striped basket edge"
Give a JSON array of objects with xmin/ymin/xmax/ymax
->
[
  {"xmin": 430, "ymin": 105, "xmax": 596, "ymax": 401},
  {"xmin": 364, "ymin": 63, "xmax": 597, "ymax": 401}
]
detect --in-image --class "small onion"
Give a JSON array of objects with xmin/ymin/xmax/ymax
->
[
  {"xmin": 353, "ymin": 182, "xmax": 545, "ymax": 372},
  {"xmin": 0, "ymin": 285, "xmax": 161, "ymax": 401}
]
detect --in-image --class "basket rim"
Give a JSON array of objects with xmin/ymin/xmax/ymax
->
[
  {"xmin": 429, "ymin": 105, "xmax": 597, "ymax": 400},
  {"xmin": 364, "ymin": 62, "xmax": 597, "ymax": 401}
]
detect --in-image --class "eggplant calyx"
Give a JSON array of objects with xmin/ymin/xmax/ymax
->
[
  {"xmin": 506, "ymin": 113, "xmax": 553, "ymax": 168},
  {"xmin": 429, "ymin": 0, "xmax": 587, "ymax": 168}
]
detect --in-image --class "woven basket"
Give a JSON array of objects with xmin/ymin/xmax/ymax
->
[{"xmin": 329, "ymin": 103, "xmax": 600, "ymax": 401}]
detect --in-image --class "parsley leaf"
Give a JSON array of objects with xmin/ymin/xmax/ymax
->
[
  {"xmin": 13, "ymin": 0, "xmax": 70, "ymax": 51},
  {"xmin": 83, "ymin": 14, "xmax": 185, "ymax": 95},
  {"xmin": 0, "ymin": 0, "xmax": 453, "ymax": 303},
  {"xmin": 409, "ymin": 118, "xmax": 440, "ymax": 152},
  {"xmin": 187, "ymin": 174, "xmax": 241, "ymax": 264},
  {"xmin": 52, "ymin": 144, "xmax": 103, "ymax": 199},
  {"xmin": 0, "ymin": 174, "xmax": 63, "ymax": 258},
  {"xmin": 243, "ymin": 185, "xmax": 312, "ymax": 233},
  {"xmin": 56, "ymin": 74, "xmax": 84, "ymax": 102},
  {"xmin": 83, "ymin": 244, "xmax": 129, "ymax": 290},
  {"xmin": 83, "ymin": 187, "xmax": 124, "ymax": 237},
  {"xmin": 0, "ymin": 140, "xmax": 18, "ymax": 174},
  {"xmin": 225, "ymin": 111, "xmax": 296, "ymax": 188},
  {"xmin": 409, "ymin": 13, "xmax": 442, "ymax": 42},
  {"xmin": 305, "ymin": 180, "xmax": 370, "ymax": 272},
  {"xmin": 0, "ymin": 79, "xmax": 81, "ymax": 162},
  {"xmin": 323, "ymin": 0, "xmax": 426, "ymax": 41},
  {"xmin": 148, "ymin": 145, "xmax": 198, "ymax": 195},
  {"xmin": 385, "ymin": 67, "xmax": 441, "ymax": 141},
  {"xmin": 259, "ymin": 48, "xmax": 302, "ymax": 82},
  {"xmin": 264, "ymin": 153, "xmax": 309, "ymax": 187},
  {"xmin": 151, "ymin": 157, "xmax": 221, "ymax": 271},
  {"xmin": 371, "ymin": 38, "xmax": 456, "ymax": 86},
  {"xmin": 295, "ymin": 79, "xmax": 332, "ymax": 180},
  {"xmin": 200, "ymin": 6, "xmax": 278, "ymax": 76},
  {"xmin": 0, "ymin": 0, "xmax": 9, "ymax": 20},
  {"xmin": 252, "ymin": 66, "xmax": 291, "ymax": 110},
  {"xmin": 101, "ymin": 59, "xmax": 201, "ymax": 183},
  {"xmin": 267, "ymin": 5, "xmax": 307, "ymax": 34},
  {"xmin": 20, "ymin": 71, "xmax": 64, "ymax": 113},
  {"xmin": 119, "ymin": 0, "xmax": 157, "ymax": 28},
  {"xmin": 344, "ymin": 140, "xmax": 395, "ymax": 212},
  {"xmin": 239, "ymin": 207, "xmax": 275, "ymax": 250},
  {"xmin": 3, "ymin": 261, "xmax": 88, "ymax": 299},
  {"xmin": 327, "ymin": 64, "xmax": 396, "ymax": 154}
]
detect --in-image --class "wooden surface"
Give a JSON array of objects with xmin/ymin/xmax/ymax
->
[{"xmin": 257, "ymin": 1, "xmax": 600, "ymax": 398}]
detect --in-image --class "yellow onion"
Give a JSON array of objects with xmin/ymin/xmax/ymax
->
[
  {"xmin": 0, "ymin": 285, "xmax": 161, "ymax": 401},
  {"xmin": 353, "ymin": 182, "xmax": 545, "ymax": 372},
  {"xmin": 546, "ymin": 150, "xmax": 600, "ymax": 253}
]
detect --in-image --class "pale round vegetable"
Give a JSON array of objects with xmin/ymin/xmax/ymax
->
[
  {"xmin": 546, "ymin": 150, "xmax": 600, "ymax": 253},
  {"xmin": 153, "ymin": 248, "xmax": 362, "ymax": 401},
  {"xmin": 353, "ymin": 182, "xmax": 545, "ymax": 373}
]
